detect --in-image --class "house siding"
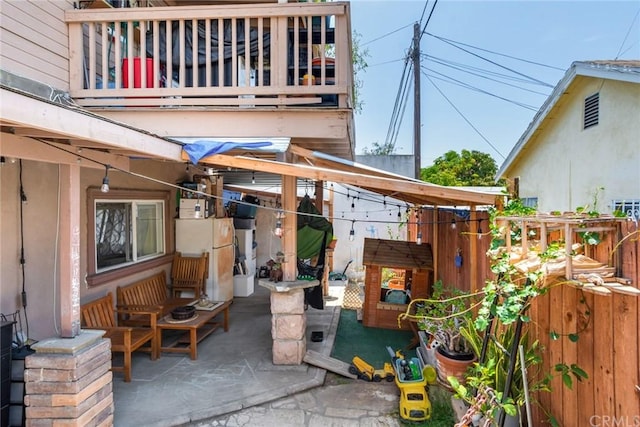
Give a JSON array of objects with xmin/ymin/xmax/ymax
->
[
  {"xmin": 0, "ymin": 159, "xmax": 186, "ymax": 340},
  {"xmin": 0, "ymin": 0, "xmax": 72, "ymax": 90},
  {"xmin": 508, "ymin": 77, "xmax": 640, "ymax": 213}
]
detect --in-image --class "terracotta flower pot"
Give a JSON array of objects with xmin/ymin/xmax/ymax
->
[{"xmin": 435, "ymin": 346, "xmax": 476, "ymax": 390}]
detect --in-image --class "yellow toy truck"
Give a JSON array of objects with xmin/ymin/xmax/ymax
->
[
  {"xmin": 349, "ymin": 356, "xmax": 395, "ymax": 382},
  {"xmin": 387, "ymin": 347, "xmax": 437, "ymax": 422}
]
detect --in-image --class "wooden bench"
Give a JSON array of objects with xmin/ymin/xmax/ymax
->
[
  {"xmin": 80, "ymin": 292, "xmax": 158, "ymax": 382},
  {"xmin": 116, "ymin": 271, "xmax": 171, "ymax": 328}
]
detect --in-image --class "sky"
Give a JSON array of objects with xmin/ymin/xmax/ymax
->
[{"xmin": 348, "ymin": 0, "xmax": 640, "ymax": 167}]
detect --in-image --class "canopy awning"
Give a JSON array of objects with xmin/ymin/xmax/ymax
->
[{"xmin": 182, "ymin": 145, "xmax": 500, "ymax": 207}]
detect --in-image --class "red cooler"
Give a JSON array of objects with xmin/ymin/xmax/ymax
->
[{"xmin": 122, "ymin": 57, "xmax": 154, "ymax": 88}]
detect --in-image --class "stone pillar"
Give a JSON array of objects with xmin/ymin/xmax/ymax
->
[
  {"xmin": 271, "ymin": 289, "xmax": 306, "ymax": 364},
  {"xmin": 24, "ymin": 330, "xmax": 114, "ymax": 426},
  {"xmin": 259, "ymin": 279, "xmax": 319, "ymax": 365}
]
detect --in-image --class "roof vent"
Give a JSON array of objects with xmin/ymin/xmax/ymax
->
[{"xmin": 584, "ymin": 93, "xmax": 599, "ymax": 129}]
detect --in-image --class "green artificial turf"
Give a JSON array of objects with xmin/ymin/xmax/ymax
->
[{"xmin": 331, "ymin": 308, "xmax": 416, "ymax": 368}]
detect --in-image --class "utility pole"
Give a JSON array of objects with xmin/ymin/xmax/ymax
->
[{"xmin": 412, "ymin": 22, "xmax": 421, "ymax": 180}]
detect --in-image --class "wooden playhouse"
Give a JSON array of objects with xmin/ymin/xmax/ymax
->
[{"xmin": 362, "ymin": 238, "xmax": 434, "ymax": 330}]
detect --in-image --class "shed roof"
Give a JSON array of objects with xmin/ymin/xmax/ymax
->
[
  {"xmin": 362, "ymin": 238, "xmax": 433, "ymax": 270},
  {"xmin": 188, "ymin": 146, "xmax": 501, "ymax": 207}
]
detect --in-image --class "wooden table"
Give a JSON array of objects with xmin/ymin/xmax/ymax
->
[{"xmin": 156, "ymin": 299, "xmax": 231, "ymax": 360}]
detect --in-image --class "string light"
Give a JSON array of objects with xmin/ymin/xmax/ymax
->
[
  {"xmin": 32, "ymin": 136, "xmax": 495, "ymax": 232},
  {"xmin": 416, "ymin": 230, "xmax": 422, "ymax": 245},
  {"xmin": 349, "ymin": 220, "xmax": 355, "ymax": 242},
  {"xmin": 100, "ymin": 165, "xmax": 110, "ymax": 193},
  {"xmin": 274, "ymin": 210, "xmax": 285, "ymax": 237},
  {"xmin": 251, "ymin": 171, "xmax": 255, "ymax": 184},
  {"xmin": 274, "ymin": 219, "xmax": 283, "ymax": 237}
]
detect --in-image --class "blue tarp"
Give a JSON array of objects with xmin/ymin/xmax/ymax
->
[{"xmin": 183, "ymin": 140, "xmax": 273, "ymax": 164}]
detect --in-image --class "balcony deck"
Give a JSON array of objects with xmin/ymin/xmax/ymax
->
[{"xmin": 65, "ymin": 1, "xmax": 355, "ymax": 159}]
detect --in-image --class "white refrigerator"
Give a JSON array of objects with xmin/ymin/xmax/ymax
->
[{"xmin": 175, "ymin": 217, "xmax": 235, "ymax": 302}]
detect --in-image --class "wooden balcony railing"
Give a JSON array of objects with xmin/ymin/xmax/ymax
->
[{"xmin": 65, "ymin": 2, "xmax": 353, "ymax": 109}]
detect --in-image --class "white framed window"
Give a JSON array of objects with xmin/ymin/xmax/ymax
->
[
  {"xmin": 87, "ymin": 188, "xmax": 172, "ymax": 285},
  {"xmin": 612, "ymin": 199, "xmax": 640, "ymax": 221},
  {"xmin": 95, "ymin": 199, "xmax": 165, "ymax": 271},
  {"xmin": 521, "ymin": 197, "xmax": 538, "ymax": 208}
]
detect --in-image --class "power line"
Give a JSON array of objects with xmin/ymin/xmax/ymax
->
[
  {"xmin": 424, "ymin": 73, "xmax": 506, "ymax": 160},
  {"xmin": 424, "ymin": 54, "xmax": 553, "ymax": 89},
  {"xmin": 368, "ymin": 57, "xmax": 406, "ymax": 68},
  {"xmin": 425, "ymin": 33, "xmax": 565, "ymax": 71},
  {"xmin": 422, "ymin": 67, "xmax": 539, "ymax": 111},
  {"xmin": 615, "ymin": 7, "xmax": 640, "ymax": 59},
  {"xmin": 383, "ymin": 52, "xmax": 413, "ymax": 150},
  {"xmin": 426, "ymin": 32, "xmax": 555, "ymax": 88},
  {"xmin": 362, "ymin": 23, "xmax": 414, "ymax": 46}
]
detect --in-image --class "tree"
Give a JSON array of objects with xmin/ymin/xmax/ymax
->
[
  {"xmin": 361, "ymin": 140, "xmax": 396, "ymax": 155},
  {"xmin": 420, "ymin": 149, "xmax": 501, "ymax": 186},
  {"xmin": 326, "ymin": 30, "xmax": 369, "ymax": 114},
  {"xmin": 351, "ymin": 30, "xmax": 369, "ymax": 114}
]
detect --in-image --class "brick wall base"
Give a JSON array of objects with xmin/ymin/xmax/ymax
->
[{"xmin": 24, "ymin": 330, "xmax": 114, "ymax": 426}]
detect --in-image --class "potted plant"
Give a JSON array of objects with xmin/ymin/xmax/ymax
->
[
  {"xmin": 413, "ymin": 280, "xmax": 476, "ymax": 387},
  {"xmin": 450, "ymin": 323, "xmax": 551, "ymax": 426},
  {"xmin": 457, "ymin": 198, "xmax": 588, "ymax": 426}
]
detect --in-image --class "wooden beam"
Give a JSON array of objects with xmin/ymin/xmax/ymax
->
[
  {"xmin": 0, "ymin": 134, "xmax": 130, "ymax": 170},
  {"xmin": 282, "ymin": 174, "xmax": 297, "ymax": 281},
  {"xmin": 186, "ymin": 153, "xmax": 498, "ymax": 206},
  {"xmin": 314, "ymin": 181, "xmax": 324, "ymax": 213},
  {"xmin": 469, "ymin": 208, "xmax": 478, "ymax": 294},
  {"xmin": 1, "ymin": 88, "xmax": 183, "ymax": 161},
  {"xmin": 58, "ymin": 164, "xmax": 82, "ymax": 338},
  {"xmin": 96, "ymin": 108, "xmax": 351, "ymax": 141}
]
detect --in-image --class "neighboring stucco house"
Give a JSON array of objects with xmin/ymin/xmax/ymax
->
[{"xmin": 496, "ymin": 60, "xmax": 640, "ymax": 218}]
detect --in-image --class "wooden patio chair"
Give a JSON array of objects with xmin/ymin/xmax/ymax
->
[
  {"xmin": 80, "ymin": 292, "xmax": 158, "ymax": 382},
  {"xmin": 171, "ymin": 251, "xmax": 209, "ymax": 298}
]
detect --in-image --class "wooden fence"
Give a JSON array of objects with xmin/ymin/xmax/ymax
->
[
  {"xmin": 530, "ymin": 220, "xmax": 639, "ymax": 426},
  {"xmin": 421, "ymin": 211, "xmax": 639, "ymax": 425}
]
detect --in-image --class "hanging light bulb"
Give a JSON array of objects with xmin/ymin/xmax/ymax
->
[
  {"xmin": 397, "ymin": 207, "xmax": 401, "ymax": 220},
  {"xmin": 477, "ymin": 220, "xmax": 483, "ymax": 240},
  {"xmin": 451, "ymin": 218, "xmax": 457, "ymax": 230},
  {"xmin": 416, "ymin": 230, "xmax": 422, "ymax": 246},
  {"xmin": 251, "ymin": 171, "xmax": 255, "ymax": 184},
  {"xmin": 100, "ymin": 165, "xmax": 110, "ymax": 193},
  {"xmin": 349, "ymin": 220, "xmax": 355, "ymax": 242},
  {"xmin": 274, "ymin": 219, "xmax": 283, "ymax": 238},
  {"xmin": 274, "ymin": 210, "xmax": 285, "ymax": 237},
  {"xmin": 351, "ymin": 199, "xmax": 355, "ymax": 212}
]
